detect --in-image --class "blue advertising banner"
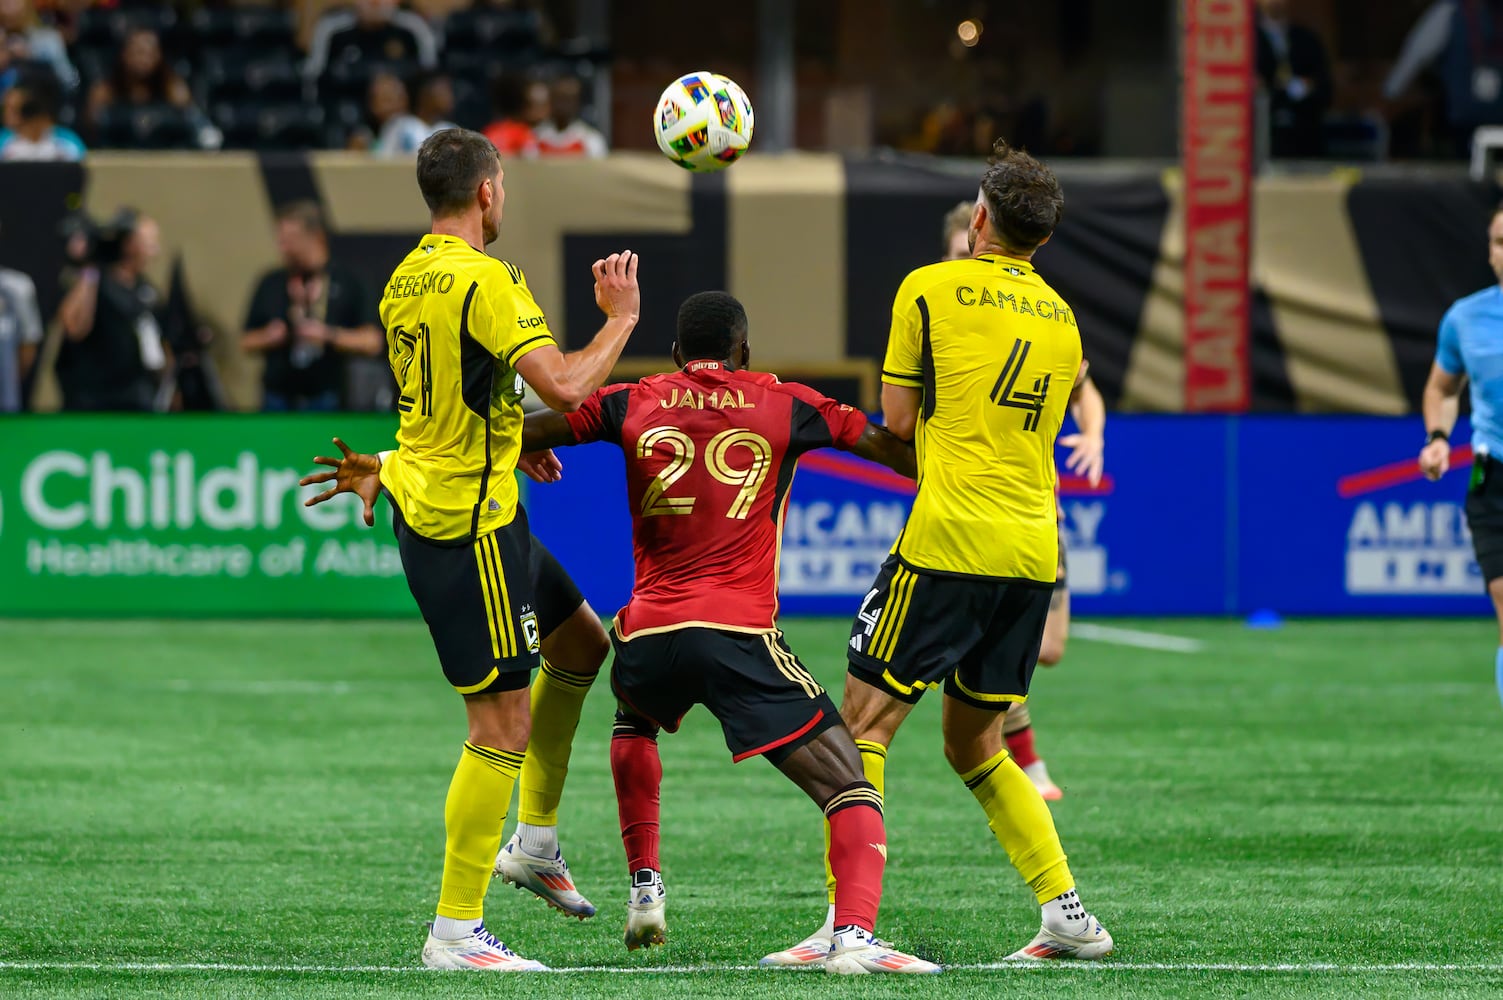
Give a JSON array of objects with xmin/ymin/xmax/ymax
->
[{"xmin": 1237, "ymin": 416, "xmax": 1489, "ymax": 616}]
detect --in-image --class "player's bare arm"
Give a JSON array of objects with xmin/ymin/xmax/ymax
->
[
  {"xmin": 300, "ymin": 438, "xmax": 382, "ymax": 525},
  {"xmin": 1060, "ymin": 373, "xmax": 1106, "ymax": 487},
  {"xmin": 1420, "ymin": 361, "xmax": 1466, "ymax": 481},
  {"xmin": 515, "ymin": 251, "xmax": 640, "ymax": 413},
  {"xmin": 880, "ymin": 383, "xmax": 922, "ymax": 442},
  {"xmin": 515, "ymin": 409, "xmax": 579, "ymax": 484},
  {"xmin": 848, "ymin": 422, "xmax": 918, "ymax": 479}
]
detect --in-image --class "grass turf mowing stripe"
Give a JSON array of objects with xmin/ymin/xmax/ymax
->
[{"xmin": 6, "ymin": 962, "xmax": 1503, "ymax": 974}]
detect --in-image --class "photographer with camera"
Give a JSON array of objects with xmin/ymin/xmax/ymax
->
[{"xmin": 53, "ymin": 209, "xmax": 166, "ymax": 412}]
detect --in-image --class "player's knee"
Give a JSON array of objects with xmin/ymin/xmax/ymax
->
[
  {"xmin": 613, "ymin": 710, "xmax": 659, "ymax": 741},
  {"xmin": 1037, "ymin": 636, "xmax": 1065, "ymax": 666}
]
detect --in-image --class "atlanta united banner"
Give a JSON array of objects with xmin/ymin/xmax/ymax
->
[{"xmin": 1182, "ymin": 0, "xmax": 1254, "ymax": 412}]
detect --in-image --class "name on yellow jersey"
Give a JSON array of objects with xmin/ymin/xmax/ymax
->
[
  {"xmin": 659, "ymin": 388, "xmax": 757, "ymax": 410},
  {"xmin": 954, "ymin": 285, "xmax": 1076, "ymax": 326},
  {"xmin": 385, "ymin": 271, "xmax": 456, "ymax": 300}
]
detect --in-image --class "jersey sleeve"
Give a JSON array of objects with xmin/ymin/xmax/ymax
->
[
  {"xmin": 565, "ymin": 384, "xmax": 632, "ymax": 446},
  {"xmin": 882, "ymin": 270, "xmax": 927, "ymax": 388},
  {"xmin": 1436, "ymin": 307, "xmax": 1465, "ymax": 376},
  {"xmin": 780, "ymin": 381, "xmax": 868, "ymax": 454},
  {"xmin": 473, "ymin": 264, "xmax": 558, "ymax": 368}
]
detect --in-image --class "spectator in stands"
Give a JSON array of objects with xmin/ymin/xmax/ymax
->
[
  {"xmin": 304, "ymin": 0, "xmax": 438, "ymax": 88},
  {"xmin": 0, "ymin": 0, "xmax": 76, "ymax": 91},
  {"xmin": 534, "ymin": 74, "xmax": 607, "ymax": 157},
  {"xmin": 0, "ymin": 221, "xmax": 43, "ymax": 412},
  {"xmin": 483, "ymin": 74, "xmax": 545, "ymax": 158},
  {"xmin": 54, "ymin": 209, "xmax": 167, "ymax": 412},
  {"xmin": 1385, "ymin": 0, "xmax": 1503, "ymax": 156},
  {"xmin": 1255, "ymin": 0, "xmax": 1331, "ymax": 157},
  {"xmin": 0, "ymin": 68, "xmax": 84, "ymax": 160},
  {"xmin": 376, "ymin": 70, "xmax": 456, "ymax": 158},
  {"xmin": 84, "ymin": 27, "xmax": 192, "ymax": 137},
  {"xmin": 345, "ymin": 68, "xmax": 407, "ymax": 152},
  {"xmin": 241, "ymin": 201, "xmax": 382, "ymax": 412}
]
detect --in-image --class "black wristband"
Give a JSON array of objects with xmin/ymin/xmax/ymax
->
[{"xmin": 1426, "ymin": 429, "xmax": 1449, "ymax": 445}]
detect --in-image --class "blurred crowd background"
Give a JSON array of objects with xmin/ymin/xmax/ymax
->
[
  {"xmin": 0, "ymin": 0, "xmax": 1493, "ymax": 159},
  {"xmin": 1, "ymin": 0, "xmax": 1501, "ymax": 418}
]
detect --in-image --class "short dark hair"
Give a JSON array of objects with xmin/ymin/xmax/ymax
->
[
  {"xmin": 14, "ymin": 68, "xmax": 62, "ymax": 122},
  {"xmin": 416, "ymin": 128, "xmax": 500, "ymax": 218},
  {"xmin": 978, "ymin": 139, "xmax": 1063, "ymax": 253},
  {"xmin": 275, "ymin": 200, "xmax": 325, "ymax": 236},
  {"xmin": 676, "ymin": 291, "xmax": 748, "ymax": 362}
]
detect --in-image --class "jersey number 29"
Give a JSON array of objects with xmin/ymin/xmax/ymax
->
[{"xmin": 637, "ymin": 425, "xmax": 772, "ymax": 519}]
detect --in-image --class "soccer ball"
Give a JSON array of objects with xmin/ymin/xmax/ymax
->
[{"xmin": 653, "ymin": 71, "xmax": 755, "ymax": 172}]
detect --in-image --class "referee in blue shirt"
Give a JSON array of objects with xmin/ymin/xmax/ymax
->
[{"xmin": 1420, "ymin": 204, "xmax": 1503, "ymax": 709}]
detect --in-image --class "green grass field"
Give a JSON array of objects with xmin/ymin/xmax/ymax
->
[{"xmin": 2, "ymin": 617, "xmax": 1502, "ymax": 999}]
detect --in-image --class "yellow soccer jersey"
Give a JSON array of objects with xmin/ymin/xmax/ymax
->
[
  {"xmin": 882, "ymin": 254, "xmax": 1082, "ymax": 582},
  {"xmin": 378, "ymin": 234, "xmax": 556, "ymax": 542}
]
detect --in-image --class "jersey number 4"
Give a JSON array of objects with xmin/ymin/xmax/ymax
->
[
  {"xmin": 990, "ymin": 338, "xmax": 1049, "ymax": 431},
  {"xmin": 392, "ymin": 322, "xmax": 433, "ymax": 416},
  {"xmin": 637, "ymin": 425, "xmax": 772, "ymax": 519}
]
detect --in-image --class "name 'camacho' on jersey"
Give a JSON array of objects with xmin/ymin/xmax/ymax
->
[
  {"xmin": 883, "ymin": 253, "xmax": 1082, "ymax": 583},
  {"xmin": 377, "ymin": 233, "xmax": 556, "ymax": 542}
]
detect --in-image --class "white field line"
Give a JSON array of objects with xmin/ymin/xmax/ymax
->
[
  {"xmin": 3, "ymin": 960, "xmax": 1501, "ymax": 975},
  {"xmin": 163, "ymin": 679, "xmax": 353, "ymax": 695},
  {"xmin": 1070, "ymin": 623, "xmax": 1206, "ymax": 654}
]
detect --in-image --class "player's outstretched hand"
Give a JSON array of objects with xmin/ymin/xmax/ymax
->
[
  {"xmin": 517, "ymin": 449, "xmax": 564, "ymax": 484},
  {"xmin": 593, "ymin": 250, "xmax": 640, "ymax": 322},
  {"xmin": 300, "ymin": 437, "xmax": 382, "ymax": 526},
  {"xmin": 1060, "ymin": 432, "xmax": 1105, "ymax": 487},
  {"xmin": 1418, "ymin": 439, "xmax": 1451, "ymax": 482}
]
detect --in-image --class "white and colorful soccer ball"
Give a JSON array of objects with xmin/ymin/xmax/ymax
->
[{"xmin": 653, "ymin": 71, "xmax": 754, "ymax": 172}]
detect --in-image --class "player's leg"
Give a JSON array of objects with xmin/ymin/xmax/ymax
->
[
  {"xmin": 1007, "ymin": 569, "xmax": 1067, "ymax": 799},
  {"xmin": 1490, "ymin": 578, "xmax": 1503, "ymax": 707},
  {"xmin": 607, "ymin": 627, "xmax": 697, "ymax": 951},
  {"xmin": 397, "ymin": 512, "xmax": 545, "ymax": 970},
  {"xmin": 692, "ymin": 629, "xmax": 934, "ymax": 975},
  {"xmin": 942, "ymin": 583, "xmax": 1111, "ymax": 961},
  {"xmin": 1463, "ymin": 482, "xmax": 1503, "ymax": 707},
  {"xmin": 497, "ymin": 536, "xmax": 606, "ymax": 918},
  {"xmin": 765, "ymin": 556, "xmax": 935, "ymax": 967}
]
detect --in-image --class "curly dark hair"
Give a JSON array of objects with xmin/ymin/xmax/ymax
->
[
  {"xmin": 978, "ymin": 139, "xmax": 1063, "ymax": 253},
  {"xmin": 676, "ymin": 291, "xmax": 748, "ymax": 362}
]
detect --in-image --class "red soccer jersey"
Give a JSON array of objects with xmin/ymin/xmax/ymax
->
[{"xmin": 566, "ymin": 361, "xmax": 868, "ymax": 638}]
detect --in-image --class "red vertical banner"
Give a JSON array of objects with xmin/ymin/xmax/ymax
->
[{"xmin": 1182, "ymin": 0, "xmax": 1253, "ymax": 412}]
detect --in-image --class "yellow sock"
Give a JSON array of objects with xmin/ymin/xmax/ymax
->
[
  {"xmin": 959, "ymin": 749, "xmax": 1074, "ymax": 903},
  {"xmin": 518, "ymin": 661, "xmax": 596, "ymax": 827},
  {"xmin": 436, "ymin": 742, "xmax": 524, "ymax": 920},
  {"xmin": 825, "ymin": 739, "xmax": 888, "ymax": 905}
]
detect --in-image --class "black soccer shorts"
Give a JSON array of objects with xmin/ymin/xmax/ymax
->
[
  {"xmin": 528, "ymin": 533, "xmax": 586, "ymax": 640},
  {"xmin": 610, "ymin": 625, "xmax": 840, "ymax": 764},
  {"xmin": 847, "ymin": 553, "xmax": 1052, "ymax": 710},
  {"xmin": 1466, "ymin": 454, "xmax": 1503, "ymax": 583},
  {"xmin": 394, "ymin": 505, "xmax": 542, "ymax": 695}
]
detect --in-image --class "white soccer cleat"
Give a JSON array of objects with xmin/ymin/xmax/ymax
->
[
  {"xmin": 824, "ymin": 926, "xmax": 941, "ymax": 975},
  {"xmin": 1023, "ymin": 759, "xmax": 1064, "ymax": 801},
  {"xmin": 420, "ymin": 924, "xmax": 547, "ymax": 971},
  {"xmin": 494, "ymin": 834, "xmax": 596, "ymax": 919},
  {"xmin": 623, "ymin": 868, "xmax": 667, "ymax": 951},
  {"xmin": 1006, "ymin": 914, "xmax": 1114, "ymax": 961},
  {"xmin": 760, "ymin": 930, "xmax": 834, "ymax": 967}
]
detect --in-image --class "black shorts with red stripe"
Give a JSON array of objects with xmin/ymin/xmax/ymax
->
[{"xmin": 609, "ymin": 624, "xmax": 840, "ymax": 764}]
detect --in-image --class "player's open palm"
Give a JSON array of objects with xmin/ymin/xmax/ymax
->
[
  {"xmin": 593, "ymin": 250, "xmax": 640, "ymax": 322},
  {"xmin": 300, "ymin": 437, "xmax": 382, "ymax": 526}
]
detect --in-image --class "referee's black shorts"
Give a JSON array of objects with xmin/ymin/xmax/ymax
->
[{"xmin": 1466, "ymin": 454, "xmax": 1503, "ymax": 584}]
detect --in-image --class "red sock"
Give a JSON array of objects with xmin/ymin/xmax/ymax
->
[
  {"xmin": 827, "ymin": 797, "xmax": 886, "ymax": 933},
  {"xmin": 1005, "ymin": 725, "xmax": 1039, "ymax": 768},
  {"xmin": 611, "ymin": 723, "xmax": 662, "ymax": 873}
]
